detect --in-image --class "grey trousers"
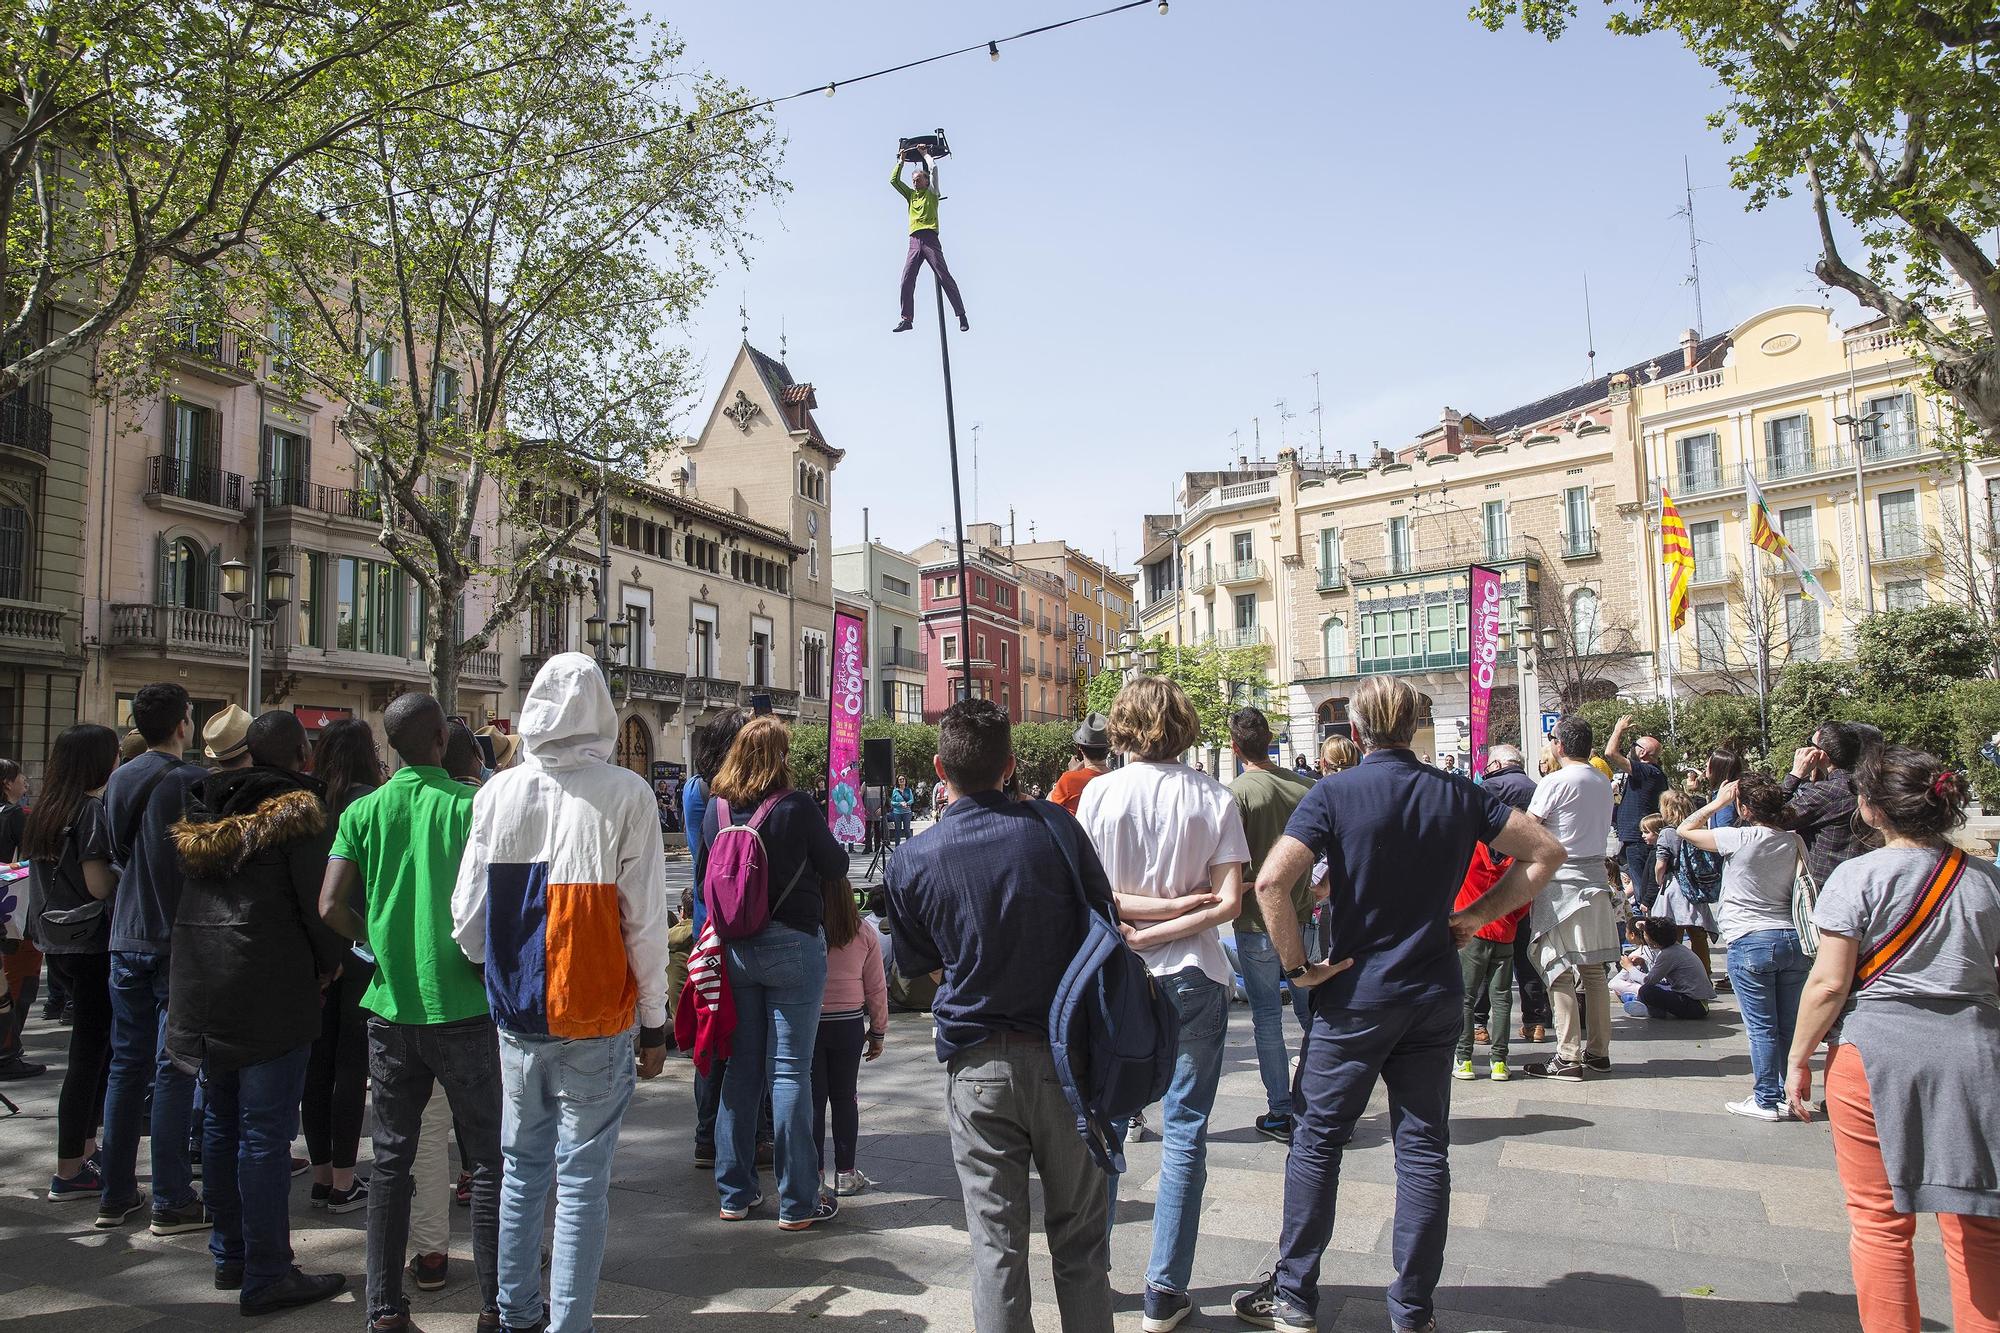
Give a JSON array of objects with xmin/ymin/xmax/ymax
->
[{"xmin": 946, "ymin": 1033, "xmax": 1113, "ymax": 1333}]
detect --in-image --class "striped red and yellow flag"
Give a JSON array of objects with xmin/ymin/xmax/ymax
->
[{"xmin": 1660, "ymin": 489, "xmax": 1695, "ymax": 631}]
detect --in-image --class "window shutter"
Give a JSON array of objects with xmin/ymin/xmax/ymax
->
[
  {"xmin": 1803, "ymin": 414, "xmax": 1813, "ymax": 451},
  {"xmin": 154, "ymin": 533, "xmax": 169, "ymax": 608},
  {"xmin": 205, "ymin": 545, "xmax": 222, "ymax": 612}
]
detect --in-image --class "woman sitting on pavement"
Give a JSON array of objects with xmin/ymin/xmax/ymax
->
[
  {"xmin": 1786, "ymin": 746, "xmax": 2000, "ymax": 1333},
  {"xmin": 1678, "ymin": 773, "xmax": 1807, "ymax": 1122}
]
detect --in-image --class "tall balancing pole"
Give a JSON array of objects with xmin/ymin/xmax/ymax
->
[{"xmin": 935, "ymin": 274, "xmax": 975, "ymax": 703}]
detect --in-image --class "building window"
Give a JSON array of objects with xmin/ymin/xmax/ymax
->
[
  {"xmin": 1863, "ymin": 391, "xmax": 1917, "ymax": 458},
  {"xmin": 692, "ymin": 604, "xmax": 718, "ymax": 677},
  {"xmin": 999, "ymin": 639, "xmax": 1009, "ymax": 671},
  {"xmin": 1676, "ymin": 431, "xmax": 1721, "ymax": 491},
  {"xmin": 1763, "ymin": 413, "xmax": 1811, "ymax": 478},
  {"xmin": 0, "ymin": 504, "xmax": 28, "ymax": 601},
  {"xmin": 625, "ymin": 605, "xmax": 647, "ymax": 668},
  {"xmin": 1358, "ymin": 595, "xmax": 1467, "ymax": 672},
  {"xmin": 882, "ymin": 573, "xmax": 910, "ymax": 597},
  {"xmin": 802, "ymin": 633, "xmax": 826, "ymax": 699},
  {"xmin": 975, "ymin": 633, "xmax": 987, "ymax": 663},
  {"xmin": 1777, "ymin": 504, "xmax": 1816, "ymax": 563},
  {"xmin": 1387, "ymin": 516, "xmax": 1412, "ymax": 575},
  {"xmin": 292, "ymin": 551, "xmax": 322, "ymax": 647},
  {"xmin": 1878, "ymin": 489, "xmax": 1921, "ymax": 558},
  {"xmin": 1231, "ymin": 531, "xmax": 1254, "ymax": 566},
  {"xmin": 167, "ymin": 399, "xmax": 215, "ymax": 484},
  {"xmin": 975, "ymin": 575, "xmax": 987, "ymax": 598},
  {"xmin": 1694, "ymin": 602, "xmax": 1728, "ymax": 669},
  {"xmin": 808, "ymin": 540, "xmax": 819, "ymax": 580},
  {"xmin": 1570, "ymin": 586, "xmax": 1601, "ymax": 655},
  {"xmin": 263, "ymin": 425, "xmax": 308, "ymax": 499},
  {"xmin": 431, "ymin": 365, "xmax": 460, "ymax": 422},
  {"xmin": 1234, "ymin": 593, "xmax": 1257, "ymax": 635},
  {"xmin": 161, "ymin": 536, "xmax": 214, "ymax": 610},
  {"xmin": 1320, "ymin": 616, "xmax": 1347, "ymax": 674},
  {"xmin": 941, "ymin": 633, "xmax": 959, "ymax": 663},
  {"xmin": 1883, "ymin": 579, "xmax": 1927, "ymax": 611},
  {"xmin": 1689, "ymin": 519, "xmax": 1723, "ymax": 581},
  {"xmin": 750, "ymin": 616, "xmax": 773, "ymax": 687},
  {"xmin": 334, "ymin": 555, "xmax": 403, "ymax": 654},
  {"xmin": 1482, "ymin": 501, "xmax": 1508, "ymax": 561},
  {"xmin": 1785, "ymin": 592, "xmax": 1820, "ymax": 661},
  {"xmin": 364, "ymin": 341, "xmax": 395, "ymax": 402},
  {"xmin": 1563, "ymin": 486, "xmax": 1593, "ymax": 556}
]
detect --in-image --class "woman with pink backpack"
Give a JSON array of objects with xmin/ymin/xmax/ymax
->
[{"xmin": 704, "ymin": 718, "xmax": 852, "ymax": 1231}]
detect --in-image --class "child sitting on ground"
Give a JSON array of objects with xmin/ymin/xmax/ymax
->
[{"xmin": 1611, "ymin": 919, "xmax": 1716, "ymax": 1020}]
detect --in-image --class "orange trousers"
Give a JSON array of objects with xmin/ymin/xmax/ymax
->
[{"xmin": 1825, "ymin": 1041, "xmax": 2000, "ymax": 1333}]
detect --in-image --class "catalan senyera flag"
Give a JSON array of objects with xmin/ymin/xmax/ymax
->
[
  {"xmin": 1660, "ymin": 489, "xmax": 1695, "ymax": 631},
  {"xmin": 1744, "ymin": 469, "xmax": 1827, "ymax": 602}
]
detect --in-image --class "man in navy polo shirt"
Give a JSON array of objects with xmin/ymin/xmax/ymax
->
[
  {"xmin": 884, "ymin": 698, "xmax": 1114, "ymax": 1333},
  {"xmin": 1231, "ymin": 677, "xmax": 1565, "ymax": 1333}
]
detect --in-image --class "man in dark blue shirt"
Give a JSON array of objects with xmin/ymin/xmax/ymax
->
[
  {"xmin": 884, "ymin": 699, "xmax": 1113, "ymax": 1332},
  {"xmin": 1605, "ymin": 714, "xmax": 1668, "ymax": 913},
  {"xmin": 1230, "ymin": 678, "xmax": 1564, "ymax": 1333}
]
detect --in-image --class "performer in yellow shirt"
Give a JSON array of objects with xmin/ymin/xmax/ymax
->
[{"xmin": 891, "ymin": 156, "xmax": 968, "ymax": 334}]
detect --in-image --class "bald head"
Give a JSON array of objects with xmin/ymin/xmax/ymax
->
[
  {"xmin": 1635, "ymin": 735, "xmax": 1663, "ymax": 763},
  {"xmin": 383, "ymin": 693, "xmax": 448, "ymax": 768}
]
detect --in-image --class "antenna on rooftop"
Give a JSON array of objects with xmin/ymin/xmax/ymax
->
[
  {"xmin": 1275, "ymin": 399, "xmax": 1295, "ymax": 451},
  {"xmin": 1309, "ymin": 371, "xmax": 1325, "ymax": 460},
  {"xmin": 1583, "ymin": 273, "xmax": 1598, "ymax": 381},
  {"xmin": 1251, "ymin": 415, "xmax": 1261, "ymax": 463},
  {"xmin": 970, "ymin": 423, "xmax": 982, "ymax": 521},
  {"xmin": 1675, "ymin": 156, "xmax": 1705, "ymax": 336}
]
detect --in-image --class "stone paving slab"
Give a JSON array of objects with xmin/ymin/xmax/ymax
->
[{"xmin": 0, "ymin": 947, "xmax": 1966, "ymax": 1331}]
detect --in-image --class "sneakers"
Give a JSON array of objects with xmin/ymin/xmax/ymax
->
[
  {"xmin": 308, "ymin": 1181, "xmax": 332, "ymax": 1207},
  {"xmin": 1584, "ymin": 1054, "xmax": 1613, "ymax": 1073},
  {"xmin": 1451, "ymin": 1059, "xmax": 1476, "ymax": 1082},
  {"xmin": 777, "ymin": 1193, "xmax": 840, "ymax": 1232},
  {"xmin": 1232, "ymin": 1273, "xmax": 1316, "ymax": 1331},
  {"xmin": 891, "ymin": 319, "xmax": 913, "ymax": 333},
  {"xmin": 1489, "ymin": 1060, "xmax": 1511, "ymax": 1082},
  {"xmin": 325, "ymin": 1179, "xmax": 369, "ymax": 1214},
  {"xmin": 149, "ymin": 1195, "xmax": 211, "ymax": 1236},
  {"xmin": 289, "ymin": 1156, "xmax": 310, "ymax": 1178},
  {"xmin": 95, "ymin": 1190, "xmax": 149, "ymax": 1229},
  {"xmin": 0, "ymin": 1054, "xmax": 46, "ymax": 1080},
  {"xmin": 48, "ymin": 1161, "xmax": 103, "ymax": 1202},
  {"xmin": 692, "ymin": 1146, "xmax": 715, "ymax": 1169},
  {"xmin": 1725, "ymin": 1096, "xmax": 1785, "ymax": 1122},
  {"xmin": 214, "ymin": 1261, "xmax": 244, "ymax": 1291},
  {"xmin": 1141, "ymin": 1284, "xmax": 1193, "ymax": 1331},
  {"xmin": 1253, "ymin": 1113, "xmax": 1293, "ymax": 1143},
  {"xmin": 1524, "ymin": 1057, "xmax": 1587, "ymax": 1082},
  {"xmin": 239, "ymin": 1267, "xmax": 346, "ymax": 1316},
  {"xmin": 719, "ymin": 1191, "xmax": 764, "ymax": 1221},
  {"xmin": 409, "ymin": 1250, "xmax": 449, "ymax": 1291},
  {"xmin": 833, "ymin": 1169, "xmax": 872, "ymax": 1197}
]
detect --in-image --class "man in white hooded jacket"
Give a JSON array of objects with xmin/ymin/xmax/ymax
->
[{"xmin": 452, "ymin": 654, "xmax": 671, "ymax": 1333}]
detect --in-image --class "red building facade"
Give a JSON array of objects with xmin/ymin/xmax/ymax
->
[{"xmin": 919, "ymin": 551, "xmax": 1023, "ymax": 722}]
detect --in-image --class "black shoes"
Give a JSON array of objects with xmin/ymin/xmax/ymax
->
[
  {"xmin": 94, "ymin": 1190, "xmax": 148, "ymax": 1229},
  {"xmin": 214, "ymin": 1262, "xmax": 243, "ymax": 1291},
  {"xmin": 1584, "ymin": 1054, "xmax": 1613, "ymax": 1073},
  {"xmin": 958, "ymin": 315, "xmax": 969, "ymax": 332},
  {"xmin": 1524, "ymin": 1056, "xmax": 1588, "ymax": 1082},
  {"xmin": 239, "ymin": 1267, "xmax": 345, "ymax": 1316},
  {"xmin": 1232, "ymin": 1274, "xmax": 1316, "ymax": 1331},
  {"xmin": 891, "ymin": 319, "xmax": 913, "ymax": 333},
  {"xmin": 149, "ymin": 1195, "xmax": 211, "ymax": 1236},
  {"xmin": 0, "ymin": 1054, "xmax": 46, "ymax": 1080},
  {"xmin": 1253, "ymin": 1113, "xmax": 1294, "ymax": 1143}
]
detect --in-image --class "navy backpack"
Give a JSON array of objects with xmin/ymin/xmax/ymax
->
[{"xmin": 1030, "ymin": 804, "xmax": 1180, "ymax": 1175}]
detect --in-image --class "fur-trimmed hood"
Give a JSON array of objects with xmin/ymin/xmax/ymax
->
[{"xmin": 171, "ymin": 775, "xmax": 326, "ymax": 880}]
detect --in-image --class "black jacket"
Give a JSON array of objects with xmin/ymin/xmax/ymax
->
[{"xmin": 165, "ymin": 766, "xmax": 345, "ymax": 1074}]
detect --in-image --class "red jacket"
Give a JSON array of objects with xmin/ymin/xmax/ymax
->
[
  {"xmin": 1454, "ymin": 843, "xmax": 1529, "ymax": 943},
  {"xmin": 673, "ymin": 921, "xmax": 735, "ymax": 1074}
]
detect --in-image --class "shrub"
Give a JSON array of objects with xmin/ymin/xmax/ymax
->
[{"xmin": 1854, "ymin": 605, "xmax": 1992, "ymax": 694}]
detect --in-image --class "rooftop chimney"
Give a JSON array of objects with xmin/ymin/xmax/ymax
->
[
  {"xmin": 1681, "ymin": 327, "xmax": 1700, "ymax": 374},
  {"xmin": 1440, "ymin": 408, "xmax": 1463, "ymax": 454}
]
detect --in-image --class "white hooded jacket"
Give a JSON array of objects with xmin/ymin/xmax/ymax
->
[{"xmin": 451, "ymin": 653, "xmax": 671, "ymax": 1037}]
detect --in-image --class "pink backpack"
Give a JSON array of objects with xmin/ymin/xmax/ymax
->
[{"xmin": 702, "ymin": 795, "xmax": 808, "ymax": 940}]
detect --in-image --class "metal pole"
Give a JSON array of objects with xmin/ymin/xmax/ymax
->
[
  {"xmin": 1654, "ymin": 511, "xmax": 1679, "ymax": 741},
  {"xmin": 1847, "ymin": 346, "xmax": 1876, "ymax": 614},
  {"xmin": 935, "ymin": 277, "xmax": 975, "ymax": 703},
  {"xmin": 596, "ymin": 458, "xmax": 611, "ymax": 666},
  {"xmin": 249, "ymin": 475, "xmax": 265, "ymax": 710}
]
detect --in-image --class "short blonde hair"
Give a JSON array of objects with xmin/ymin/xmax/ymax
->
[
  {"xmin": 712, "ymin": 716, "xmax": 792, "ymax": 805},
  {"xmin": 1350, "ymin": 676, "xmax": 1419, "ymax": 750},
  {"xmin": 1109, "ymin": 677, "xmax": 1201, "ymax": 763},
  {"xmin": 1657, "ymin": 788, "xmax": 1694, "ymax": 825},
  {"xmin": 1537, "ymin": 739, "xmax": 1559, "ymax": 776},
  {"xmin": 1319, "ymin": 735, "xmax": 1359, "ymax": 772}
]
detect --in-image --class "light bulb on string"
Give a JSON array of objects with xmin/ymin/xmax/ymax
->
[
  {"xmin": 988, "ymin": 40, "xmax": 1000, "ymax": 61},
  {"xmin": 1157, "ymin": 1, "xmax": 1168, "ymax": 12},
  {"xmin": 825, "ymin": 82, "xmax": 837, "ymax": 97}
]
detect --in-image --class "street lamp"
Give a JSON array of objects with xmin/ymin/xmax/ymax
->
[
  {"xmin": 1834, "ymin": 409, "xmax": 1885, "ymax": 613},
  {"xmin": 1513, "ymin": 603, "xmax": 1543, "ymax": 757},
  {"xmin": 221, "ymin": 557, "xmax": 294, "ymax": 710}
]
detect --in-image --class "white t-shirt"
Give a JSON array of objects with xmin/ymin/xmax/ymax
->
[
  {"xmin": 1711, "ymin": 823, "xmax": 1805, "ymax": 945},
  {"xmin": 1528, "ymin": 761, "xmax": 1613, "ymax": 860},
  {"xmin": 1076, "ymin": 760, "xmax": 1251, "ymax": 989}
]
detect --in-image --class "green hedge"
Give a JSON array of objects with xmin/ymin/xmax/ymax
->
[{"xmin": 784, "ymin": 717, "xmax": 1080, "ymax": 794}]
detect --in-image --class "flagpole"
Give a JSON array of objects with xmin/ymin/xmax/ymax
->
[
  {"xmin": 1743, "ymin": 498, "xmax": 1770, "ymax": 751},
  {"xmin": 1653, "ymin": 506, "xmax": 1679, "ymax": 742}
]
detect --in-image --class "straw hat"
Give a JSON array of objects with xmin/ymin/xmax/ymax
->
[
  {"xmin": 475, "ymin": 724, "xmax": 520, "ymax": 770},
  {"xmin": 202, "ymin": 705, "xmax": 254, "ymax": 762}
]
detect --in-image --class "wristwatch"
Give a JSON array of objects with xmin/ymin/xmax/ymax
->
[{"xmin": 1283, "ymin": 963, "xmax": 1309, "ymax": 981}]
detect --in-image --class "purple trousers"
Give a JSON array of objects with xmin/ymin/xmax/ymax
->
[{"xmin": 899, "ymin": 229, "xmax": 966, "ymax": 323}]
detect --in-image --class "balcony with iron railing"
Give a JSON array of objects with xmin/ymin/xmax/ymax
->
[
  {"xmin": 1207, "ymin": 625, "xmax": 1269, "ymax": 651},
  {"xmin": 146, "ymin": 455, "xmax": 244, "ymax": 511},
  {"xmin": 1351, "ymin": 535, "xmax": 1538, "ymax": 583},
  {"xmin": 1036, "ymin": 614, "xmax": 1052, "ymax": 633},
  {"xmin": 1315, "ymin": 564, "xmax": 1346, "ymax": 591},
  {"xmin": 1690, "ymin": 553, "xmax": 1740, "ymax": 587},
  {"xmin": 1187, "ymin": 564, "xmax": 1217, "ymax": 593},
  {"xmin": 1054, "ymin": 666, "xmax": 1072, "ymax": 685},
  {"xmin": 1561, "ymin": 526, "xmax": 1600, "ymax": 559},
  {"xmin": 1052, "ymin": 620, "xmax": 1068, "ymax": 640},
  {"xmin": 1873, "ymin": 531, "xmax": 1931, "ymax": 566},
  {"xmin": 1214, "ymin": 558, "xmax": 1268, "ymax": 586},
  {"xmin": 0, "ymin": 396, "xmax": 52, "ymax": 456},
  {"xmin": 880, "ymin": 645, "xmax": 927, "ymax": 672},
  {"xmin": 1037, "ymin": 661, "xmax": 1053, "ymax": 679},
  {"xmin": 169, "ymin": 320, "xmax": 252, "ymax": 381}
]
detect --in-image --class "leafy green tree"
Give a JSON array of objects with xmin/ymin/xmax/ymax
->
[
  {"xmin": 272, "ymin": 0, "xmax": 782, "ymax": 710},
  {"xmin": 0, "ymin": 0, "xmax": 528, "ymax": 397},
  {"xmin": 1082, "ymin": 635, "xmax": 1274, "ymax": 758},
  {"xmin": 1768, "ymin": 659, "xmax": 1862, "ymax": 759},
  {"xmin": 1854, "ymin": 604, "xmax": 1990, "ymax": 694},
  {"xmin": 1012, "ymin": 722, "xmax": 1079, "ymax": 792},
  {"xmin": 787, "ymin": 721, "xmax": 829, "ymax": 794},
  {"xmin": 1471, "ymin": 1, "xmax": 2000, "ymax": 449}
]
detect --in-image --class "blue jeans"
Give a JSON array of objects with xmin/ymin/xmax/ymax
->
[
  {"xmin": 718, "ymin": 922, "xmax": 828, "ymax": 1222},
  {"xmin": 1231, "ymin": 929, "xmax": 1310, "ymax": 1116},
  {"xmin": 1621, "ymin": 838, "xmax": 1658, "ymax": 915},
  {"xmin": 202, "ymin": 1045, "xmax": 312, "ymax": 1297},
  {"xmin": 1725, "ymin": 928, "xmax": 1810, "ymax": 1110},
  {"xmin": 1107, "ymin": 968, "xmax": 1229, "ymax": 1297},
  {"xmin": 497, "ymin": 1029, "xmax": 637, "ymax": 1333},
  {"xmin": 101, "ymin": 951, "xmax": 198, "ymax": 1209},
  {"xmin": 1277, "ymin": 995, "xmax": 1459, "ymax": 1329}
]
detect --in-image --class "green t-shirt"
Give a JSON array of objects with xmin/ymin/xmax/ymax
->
[
  {"xmin": 1230, "ymin": 766, "xmax": 1318, "ymax": 936},
  {"xmin": 329, "ymin": 765, "xmax": 487, "ymax": 1025},
  {"xmin": 892, "ymin": 163, "xmax": 940, "ymax": 233}
]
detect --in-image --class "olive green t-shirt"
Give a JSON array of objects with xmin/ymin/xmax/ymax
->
[
  {"xmin": 329, "ymin": 765, "xmax": 487, "ymax": 1025},
  {"xmin": 1230, "ymin": 766, "xmax": 1317, "ymax": 936}
]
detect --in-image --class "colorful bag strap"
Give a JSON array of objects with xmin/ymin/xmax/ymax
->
[{"xmin": 1856, "ymin": 847, "xmax": 1965, "ymax": 990}]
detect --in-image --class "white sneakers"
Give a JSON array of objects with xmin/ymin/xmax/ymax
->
[{"xmin": 1725, "ymin": 1096, "xmax": 1785, "ymax": 1122}]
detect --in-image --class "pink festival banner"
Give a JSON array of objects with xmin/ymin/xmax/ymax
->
[
  {"xmin": 826, "ymin": 610, "xmax": 867, "ymax": 845},
  {"xmin": 1466, "ymin": 565, "xmax": 1504, "ymax": 777}
]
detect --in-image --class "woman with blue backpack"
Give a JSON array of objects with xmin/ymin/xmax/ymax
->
[{"xmin": 704, "ymin": 716, "xmax": 851, "ymax": 1232}]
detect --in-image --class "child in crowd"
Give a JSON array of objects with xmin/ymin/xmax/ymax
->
[
  {"xmin": 1648, "ymin": 793, "xmax": 1719, "ymax": 976},
  {"xmin": 1611, "ymin": 919, "xmax": 1716, "ymax": 1020},
  {"xmin": 813, "ymin": 879, "xmax": 888, "ymax": 1196}
]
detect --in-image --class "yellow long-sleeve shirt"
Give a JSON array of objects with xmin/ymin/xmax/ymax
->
[{"xmin": 892, "ymin": 163, "xmax": 940, "ymax": 233}]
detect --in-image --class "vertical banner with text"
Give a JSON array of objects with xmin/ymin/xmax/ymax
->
[
  {"xmin": 1466, "ymin": 565, "xmax": 1504, "ymax": 778},
  {"xmin": 827, "ymin": 610, "xmax": 867, "ymax": 845}
]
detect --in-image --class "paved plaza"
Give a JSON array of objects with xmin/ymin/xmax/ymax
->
[{"xmin": 0, "ymin": 886, "xmax": 1959, "ymax": 1332}]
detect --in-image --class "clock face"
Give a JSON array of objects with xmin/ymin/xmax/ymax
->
[{"xmin": 806, "ymin": 512, "xmax": 819, "ymax": 537}]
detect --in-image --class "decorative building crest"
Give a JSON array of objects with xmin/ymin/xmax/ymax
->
[{"xmin": 723, "ymin": 390, "xmax": 760, "ymax": 433}]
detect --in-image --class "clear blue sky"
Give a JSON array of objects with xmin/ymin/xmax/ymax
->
[{"xmin": 652, "ymin": 1, "xmax": 1855, "ymax": 569}]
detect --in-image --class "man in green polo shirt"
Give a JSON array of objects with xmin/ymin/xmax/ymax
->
[
  {"xmin": 891, "ymin": 154, "xmax": 968, "ymax": 334},
  {"xmin": 319, "ymin": 693, "xmax": 502, "ymax": 1333}
]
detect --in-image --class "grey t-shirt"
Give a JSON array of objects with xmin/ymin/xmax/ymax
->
[
  {"xmin": 1814, "ymin": 847, "xmax": 2000, "ymax": 1008},
  {"xmin": 1644, "ymin": 940, "xmax": 1717, "ymax": 1001},
  {"xmin": 1710, "ymin": 823, "xmax": 1805, "ymax": 944}
]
